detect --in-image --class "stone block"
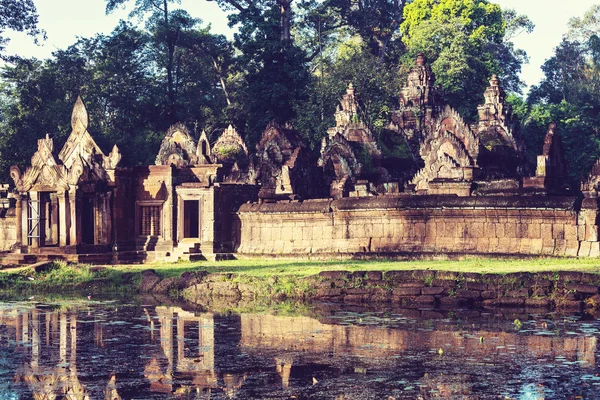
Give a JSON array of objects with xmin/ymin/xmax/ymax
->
[
  {"xmin": 421, "ymin": 286, "xmax": 445, "ymax": 295},
  {"xmin": 564, "ymin": 224, "xmax": 577, "ymax": 240},
  {"xmin": 505, "ymin": 223, "xmax": 517, "ymax": 238},
  {"xmin": 392, "ymin": 287, "xmax": 421, "ymax": 296},
  {"xmin": 555, "ymin": 300, "xmax": 582, "ymax": 310},
  {"xmin": 414, "ymin": 295, "xmax": 436, "ymax": 305},
  {"xmin": 506, "ymin": 288, "xmax": 529, "ymax": 298},
  {"xmin": 553, "ymin": 240, "xmax": 567, "ymax": 256},
  {"xmin": 456, "ymin": 290, "xmax": 481, "ymax": 300},
  {"xmin": 318, "ymin": 271, "xmax": 350, "ymax": 280},
  {"xmin": 366, "ymin": 271, "xmax": 382, "ymax": 281},
  {"xmin": 552, "ymin": 224, "xmax": 565, "ymax": 240},
  {"xmin": 463, "ymin": 282, "xmax": 488, "ymax": 291},
  {"xmin": 540, "ymin": 223, "xmax": 553, "ymax": 239},
  {"xmin": 436, "ymin": 271, "xmax": 459, "ymax": 280},
  {"xmin": 481, "ymin": 290, "xmax": 498, "ymax": 299},
  {"xmin": 439, "ymin": 296, "xmax": 466, "ymax": 307},
  {"xmin": 565, "ymin": 241, "xmax": 580, "ymax": 257},
  {"xmin": 385, "ymin": 270, "xmax": 418, "ymax": 282},
  {"xmin": 396, "ymin": 282, "xmax": 425, "ymax": 288},
  {"xmin": 431, "ymin": 279, "xmax": 457, "ymax": 288},
  {"xmin": 316, "ymin": 288, "xmax": 343, "ymax": 298},
  {"xmin": 579, "ymin": 241, "xmax": 592, "ymax": 257},
  {"xmin": 483, "ymin": 222, "xmax": 496, "ymax": 238},
  {"xmin": 564, "ymin": 283, "xmax": 598, "ymax": 294},
  {"xmin": 485, "ymin": 297, "xmax": 525, "ymax": 307},
  {"xmin": 525, "ymin": 298, "xmax": 552, "ymax": 308}
]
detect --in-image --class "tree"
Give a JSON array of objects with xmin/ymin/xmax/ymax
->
[
  {"xmin": 210, "ymin": 0, "xmax": 311, "ymax": 145},
  {"xmin": 400, "ymin": 0, "xmax": 532, "ymax": 119},
  {"xmin": 0, "ymin": 0, "xmax": 44, "ymax": 56},
  {"xmin": 105, "ymin": 0, "xmax": 199, "ymax": 122}
]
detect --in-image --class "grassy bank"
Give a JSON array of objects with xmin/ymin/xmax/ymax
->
[{"xmin": 1, "ymin": 256, "xmax": 600, "ymax": 299}]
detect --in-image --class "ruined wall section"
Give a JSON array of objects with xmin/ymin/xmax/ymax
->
[
  {"xmin": 0, "ymin": 186, "xmax": 15, "ymax": 251},
  {"xmin": 234, "ymin": 196, "xmax": 597, "ymax": 257}
]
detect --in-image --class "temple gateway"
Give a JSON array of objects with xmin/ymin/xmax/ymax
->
[{"xmin": 1, "ymin": 55, "xmax": 600, "ymax": 264}]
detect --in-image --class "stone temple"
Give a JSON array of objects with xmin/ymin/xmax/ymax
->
[{"xmin": 1, "ymin": 54, "xmax": 600, "ymax": 264}]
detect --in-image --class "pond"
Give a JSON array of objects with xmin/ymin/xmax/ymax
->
[{"xmin": 0, "ymin": 299, "xmax": 598, "ymax": 399}]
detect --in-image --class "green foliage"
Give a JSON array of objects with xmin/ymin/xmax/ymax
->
[
  {"xmin": 400, "ymin": 0, "xmax": 531, "ymax": 120},
  {"xmin": 525, "ymin": 5, "xmax": 600, "ymax": 188},
  {"xmin": 0, "ymin": 0, "xmax": 44, "ymax": 55}
]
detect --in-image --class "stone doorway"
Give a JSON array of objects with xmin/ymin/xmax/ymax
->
[
  {"xmin": 183, "ymin": 200, "xmax": 199, "ymax": 238},
  {"xmin": 80, "ymin": 196, "xmax": 95, "ymax": 245},
  {"xmin": 27, "ymin": 192, "xmax": 60, "ymax": 247}
]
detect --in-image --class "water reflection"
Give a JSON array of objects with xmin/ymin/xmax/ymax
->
[{"xmin": 0, "ymin": 302, "xmax": 598, "ymax": 399}]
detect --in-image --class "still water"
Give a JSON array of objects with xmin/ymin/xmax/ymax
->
[{"xmin": 0, "ymin": 300, "xmax": 598, "ymax": 399}]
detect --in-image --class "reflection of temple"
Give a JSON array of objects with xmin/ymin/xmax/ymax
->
[
  {"xmin": 3, "ymin": 306, "xmax": 119, "ymax": 399},
  {"xmin": 0, "ymin": 304, "xmax": 598, "ymax": 398}
]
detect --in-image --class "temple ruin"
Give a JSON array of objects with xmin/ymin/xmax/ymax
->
[{"xmin": 1, "ymin": 54, "xmax": 600, "ymax": 263}]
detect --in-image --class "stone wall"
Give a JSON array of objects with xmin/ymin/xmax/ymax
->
[
  {"xmin": 0, "ymin": 209, "xmax": 16, "ymax": 251},
  {"xmin": 234, "ymin": 195, "xmax": 596, "ymax": 257}
]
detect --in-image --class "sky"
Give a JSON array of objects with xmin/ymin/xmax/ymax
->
[{"xmin": 2, "ymin": 0, "xmax": 599, "ymax": 92}]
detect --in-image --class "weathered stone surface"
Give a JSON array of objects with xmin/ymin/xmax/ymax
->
[
  {"xmin": 456, "ymin": 290, "xmax": 481, "ymax": 300},
  {"xmin": 366, "ymin": 271, "xmax": 382, "ymax": 281},
  {"xmin": 481, "ymin": 290, "xmax": 499, "ymax": 300},
  {"xmin": 414, "ymin": 295, "xmax": 436, "ymax": 304},
  {"xmin": 484, "ymin": 297, "xmax": 525, "ymax": 307},
  {"xmin": 463, "ymin": 282, "xmax": 488, "ymax": 291},
  {"xmin": 564, "ymin": 283, "xmax": 598, "ymax": 294},
  {"xmin": 139, "ymin": 270, "xmax": 161, "ymax": 292},
  {"xmin": 392, "ymin": 287, "xmax": 421, "ymax": 296},
  {"xmin": 421, "ymin": 287, "xmax": 445, "ymax": 295},
  {"xmin": 525, "ymin": 298, "xmax": 553, "ymax": 308},
  {"xmin": 439, "ymin": 297, "xmax": 466, "ymax": 307},
  {"xmin": 505, "ymin": 288, "xmax": 529, "ymax": 298},
  {"xmin": 153, "ymin": 277, "xmax": 180, "ymax": 294},
  {"xmin": 318, "ymin": 271, "xmax": 350, "ymax": 280}
]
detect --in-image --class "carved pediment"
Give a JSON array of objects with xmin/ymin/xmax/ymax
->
[
  {"xmin": 59, "ymin": 97, "xmax": 120, "ymax": 177},
  {"xmin": 10, "ymin": 135, "xmax": 69, "ymax": 192},
  {"xmin": 156, "ymin": 123, "xmax": 199, "ymax": 167}
]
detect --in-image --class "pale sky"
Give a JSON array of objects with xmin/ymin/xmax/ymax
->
[{"xmin": 2, "ymin": 0, "xmax": 599, "ymax": 92}]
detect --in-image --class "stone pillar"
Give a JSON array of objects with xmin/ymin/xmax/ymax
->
[
  {"xmin": 69, "ymin": 189, "xmax": 77, "ymax": 246},
  {"xmin": 50, "ymin": 193, "xmax": 59, "ymax": 245},
  {"xmin": 177, "ymin": 195, "xmax": 184, "ymax": 244},
  {"xmin": 58, "ymin": 192, "xmax": 68, "ymax": 247},
  {"xmin": 29, "ymin": 191, "xmax": 40, "ymax": 248},
  {"xmin": 14, "ymin": 194, "xmax": 22, "ymax": 250}
]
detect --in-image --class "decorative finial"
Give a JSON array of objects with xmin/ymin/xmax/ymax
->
[
  {"xmin": 71, "ymin": 96, "xmax": 89, "ymax": 130},
  {"xmin": 416, "ymin": 52, "xmax": 426, "ymax": 66},
  {"xmin": 490, "ymin": 74, "xmax": 499, "ymax": 86}
]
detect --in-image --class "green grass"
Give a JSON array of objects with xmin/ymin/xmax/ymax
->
[
  {"xmin": 1, "ymin": 256, "xmax": 600, "ymax": 300},
  {"xmin": 112, "ymin": 256, "xmax": 600, "ymax": 278}
]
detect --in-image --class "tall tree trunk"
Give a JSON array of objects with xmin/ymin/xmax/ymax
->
[
  {"xmin": 279, "ymin": 0, "xmax": 292, "ymax": 41},
  {"xmin": 163, "ymin": 0, "xmax": 176, "ymax": 121}
]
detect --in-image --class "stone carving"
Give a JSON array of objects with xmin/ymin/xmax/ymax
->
[
  {"xmin": 58, "ymin": 96, "xmax": 121, "ymax": 183},
  {"xmin": 320, "ymin": 83, "xmax": 389, "ymax": 198},
  {"xmin": 318, "ymin": 134, "xmax": 361, "ymax": 199},
  {"xmin": 155, "ymin": 123, "xmax": 199, "ymax": 167},
  {"xmin": 392, "ymin": 53, "xmax": 442, "ymax": 158},
  {"xmin": 10, "ymin": 134, "xmax": 69, "ymax": 192},
  {"xmin": 255, "ymin": 121, "xmax": 313, "ymax": 200},
  {"xmin": 212, "ymin": 125, "xmax": 254, "ymax": 183},
  {"xmin": 475, "ymin": 75, "xmax": 525, "ymax": 179},
  {"xmin": 582, "ymin": 159, "xmax": 600, "ymax": 198},
  {"xmin": 409, "ymin": 106, "xmax": 478, "ymax": 195},
  {"xmin": 523, "ymin": 123, "xmax": 568, "ymax": 193},
  {"xmin": 196, "ymin": 130, "xmax": 212, "ymax": 164}
]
